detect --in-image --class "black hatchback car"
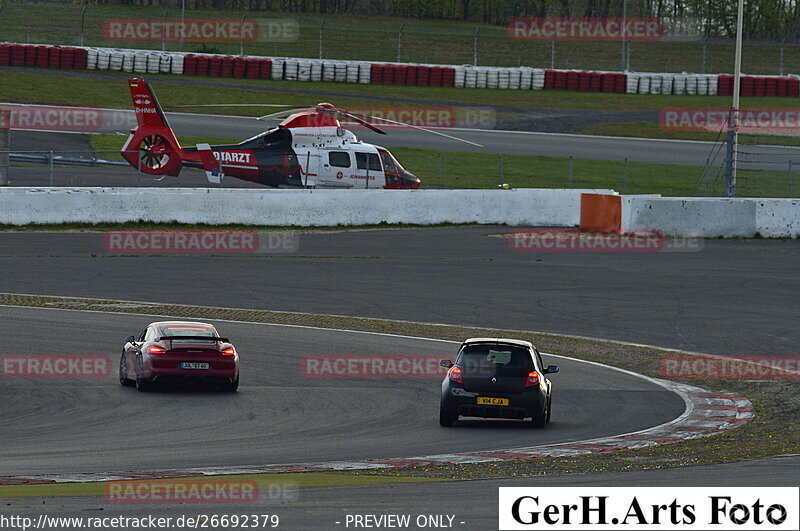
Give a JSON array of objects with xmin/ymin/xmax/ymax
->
[{"xmin": 439, "ymin": 338, "xmax": 559, "ymax": 427}]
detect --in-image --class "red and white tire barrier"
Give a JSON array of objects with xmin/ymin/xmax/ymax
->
[{"xmin": 2, "ymin": 41, "xmax": 798, "ymax": 95}]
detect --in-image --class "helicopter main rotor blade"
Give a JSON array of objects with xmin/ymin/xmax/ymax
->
[
  {"xmin": 335, "ymin": 111, "xmax": 387, "ymax": 135},
  {"xmin": 171, "ymin": 104, "xmax": 291, "ymax": 108},
  {"xmin": 256, "ymin": 107, "xmax": 312, "ymax": 121},
  {"xmin": 345, "ymin": 112, "xmax": 483, "ymax": 147}
]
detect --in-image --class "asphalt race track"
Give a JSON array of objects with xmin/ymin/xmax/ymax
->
[
  {"xmin": 0, "ymin": 228, "xmax": 796, "ymax": 357},
  {"xmin": 0, "ymin": 305, "xmax": 684, "ymax": 476},
  {"xmin": 0, "ymin": 229, "xmax": 797, "ymax": 527}
]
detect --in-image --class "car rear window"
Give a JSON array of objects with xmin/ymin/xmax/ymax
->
[
  {"xmin": 458, "ymin": 345, "xmax": 533, "ymax": 370},
  {"xmin": 160, "ymin": 326, "xmax": 216, "ymax": 343}
]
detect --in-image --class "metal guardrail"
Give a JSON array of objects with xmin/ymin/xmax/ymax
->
[
  {"xmin": 9, "ymin": 152, "xmax": 128, "ymax": 168},
  {"xmin": 1, "ymin": 150, "xmax": 145, "ymax": 187}
]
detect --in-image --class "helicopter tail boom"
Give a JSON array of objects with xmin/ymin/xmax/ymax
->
[{"xmin": 121, "ymin": 77, "xmax": 183, "ymax": 176}]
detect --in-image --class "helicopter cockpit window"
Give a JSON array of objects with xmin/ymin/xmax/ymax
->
[
  {"xmin": 355, "ymin": 152, "xmax": 382, "ymax": 172},
  {"xmin": 379, "ymin": 150, "xmax": 405, "ymax": 172},
  {"xmin": 380, "ymin": 151, "xmax": 398, "ymax": 174},
  {"xmin": 378, "ymin": 149, "xmax": 410, "ymax": 185},
  {"xmin": 328, "ymin": 151, "xmax": 351, "ymax": 168}
]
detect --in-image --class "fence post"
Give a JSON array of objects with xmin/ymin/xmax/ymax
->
[
  {"xmin": 550, "ymin": 36, "xmax": 556, "ymax": 69},
  {"xmin": 789, "ymin": 161, "xmax": 793, "ymax": 197},
  {"xmin": 568, "ymin": 155, "xmax": 573, "ymax": 188},
  {"xmin": 725, "ymin": 129, "xmax": 735, "ymax": 197},
  {"xmin": 499, "ymin": 155, "xmax": 503, "ymax": 186},
  {"xmin": 319, "ymin": 20, "xmax": 325, "ymax": 60},
  {"xmin": 239, "ymin": 14, "xmax": 246, "ymax": 55},
  {"xmin": 702, "ymin": 35, "xmax": 708, "ymax": 73},
  {"xmin": 0, "ymin": 110, "xmax": 9, "ymax": 186},
  {"xmin": 48, "ymin": 150, "xmax": 54, "ymax": 186},
  {"xmin": 624, "ymin": 157, "xmax": 628, "ymax": 193},
  {"xmin": 780, "ymin": 38, "xmax": 786, "ymax": 76},
  {"xmin": 159, "ymin": 11, "xmax": 167, "ymax": 51},
  {"xmin": 304, "ymin": 151, "xmax": 310, "ymax": 188},
  {"xmin": 437, "ymin": 152, "xmax": 441, "ymax": 187},
  {"xmin": 397, "ymin": 24, "xmax": 404, "ymax": 63},
  {"xmin": 473, "ymin": 28, "xmax": 479, "ymax": 66},
  {"xmin": 179, "ymin": 0, "xmax": 185, "ymax": 52},
  {"xmin": 80, "ymin": 6, "xmax": 87, "ymax": 47},
  {"xmin": 620, "ymin": 0, "xmax": 627, "ymax": 71},
  {"xmin": 626, "ymin": 36, "xmax": 631, "ymax": 71}
]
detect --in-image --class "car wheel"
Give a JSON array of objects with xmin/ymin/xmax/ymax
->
[
  {"xmin": 135, "ymin": 358, "xmax": 149, "ymax": 392},
  {"xmin": 226, "ymin": 375, "xmax": 239, "ymax": 392},
  {"xmin": 119, "ymin": 354, "xmax": 132, "ymax": 386},
  {"xmin": 545, "ymin": 397, "xmax": 552, "ymax": 423},
  {"xmin": 439, "ymin": 406, "xmax": 457, "ymax": 427},
  {"xmin": 531, "ymin": 402, "xmax": 548, "ymax": 428}
]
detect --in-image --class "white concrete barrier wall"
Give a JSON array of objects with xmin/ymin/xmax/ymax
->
[
  {"xmin": 0, "ymin": 188, "xmax": 615, "ymax": 227},
  {"xmin": 755, "ymin": 199, "xmax": 800, "ymax": 237},
  {"xmin": 622, "ymin": 196, "xmax": 757, "ymax": 237},
  {"xmin": 3, "ymin": 187, "xmax": 798, "ymax": 236},
  {"xmin": 621, "ymin": 196, "xmax": 800, "ymax": 238}
]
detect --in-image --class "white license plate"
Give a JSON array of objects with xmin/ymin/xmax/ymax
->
[{"xmin": 180, "ymin": 362, "xmax": 209, "ymax": 370}]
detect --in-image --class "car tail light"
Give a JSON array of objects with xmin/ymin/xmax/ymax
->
[
  {"xmin": 147, "ymin": 345, "xmax": 166, "ymax": 354},
  {"xmin": 448, "ymin": 366, "xmax": 463, "ymax": 383},
  {"xmin": 221, "ymin": 347, "xmax": 236, "ymax": 356},
  {"xmin": 525, "ymin": 370, "xmax": 540, "ymax": 387}
]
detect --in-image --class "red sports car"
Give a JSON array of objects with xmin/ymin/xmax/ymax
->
[{"xmin": 119, "ymin": 321, "xmax": 239, "ymax": 392}]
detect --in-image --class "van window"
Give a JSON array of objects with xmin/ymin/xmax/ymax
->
[
  {"xmin": 355, "ymin": 152, "xmax": 382, "ymax": 172},
  {"xmin": 328, "ymin": 151, "xmax": 351, "ymax": 168}
]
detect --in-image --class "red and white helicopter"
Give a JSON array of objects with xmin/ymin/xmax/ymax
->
[{"xmin": 121, "ymin": 77, "xmax": 480, "ymax": 189}]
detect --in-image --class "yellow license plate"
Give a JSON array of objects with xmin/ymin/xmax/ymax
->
[{"xmin": 477, "ymin": 397, "xmax": 509, "ymax": 406}]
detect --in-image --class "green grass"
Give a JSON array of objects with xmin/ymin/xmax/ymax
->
[
  {"xmin": 90, "ymin": 133, "xmax": 711, "ymax": 194},
  {"xmin": 2, "ymin": 69, "xmax": 799, "ymax": 115},
  {"xmin": 2, "ymin": 2, "xmax": 798, "ymax": 74},
  {"xmin": 88, "ymin": 133, "xmax": 792, "ymax": 197},
  {"xmin": 389, "ymin": 146, "xmax": 713, "ymax": 194},
  {"xmin": 0, "ymin": 71, "xmax": 370, "ymax": 112},
  {"xmin": 0, "ymin": 472, "xmax": 439, "ymax": 498},
  {"xmin": 392, "ymin": 147, "xmax": 795, "ymax": 197},
  {"xmin": 578, "ymin": 121, "xmax": 800, "ymax": 146}
]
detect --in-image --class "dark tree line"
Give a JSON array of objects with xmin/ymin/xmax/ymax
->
[{"xmin": 112, "ymin": 0, "xmax": 800, "ymax": 40}]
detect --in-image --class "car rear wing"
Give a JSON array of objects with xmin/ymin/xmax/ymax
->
[{"xmin": 157, "ymin": 336, "xmax": 230, "ymax": 343}]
